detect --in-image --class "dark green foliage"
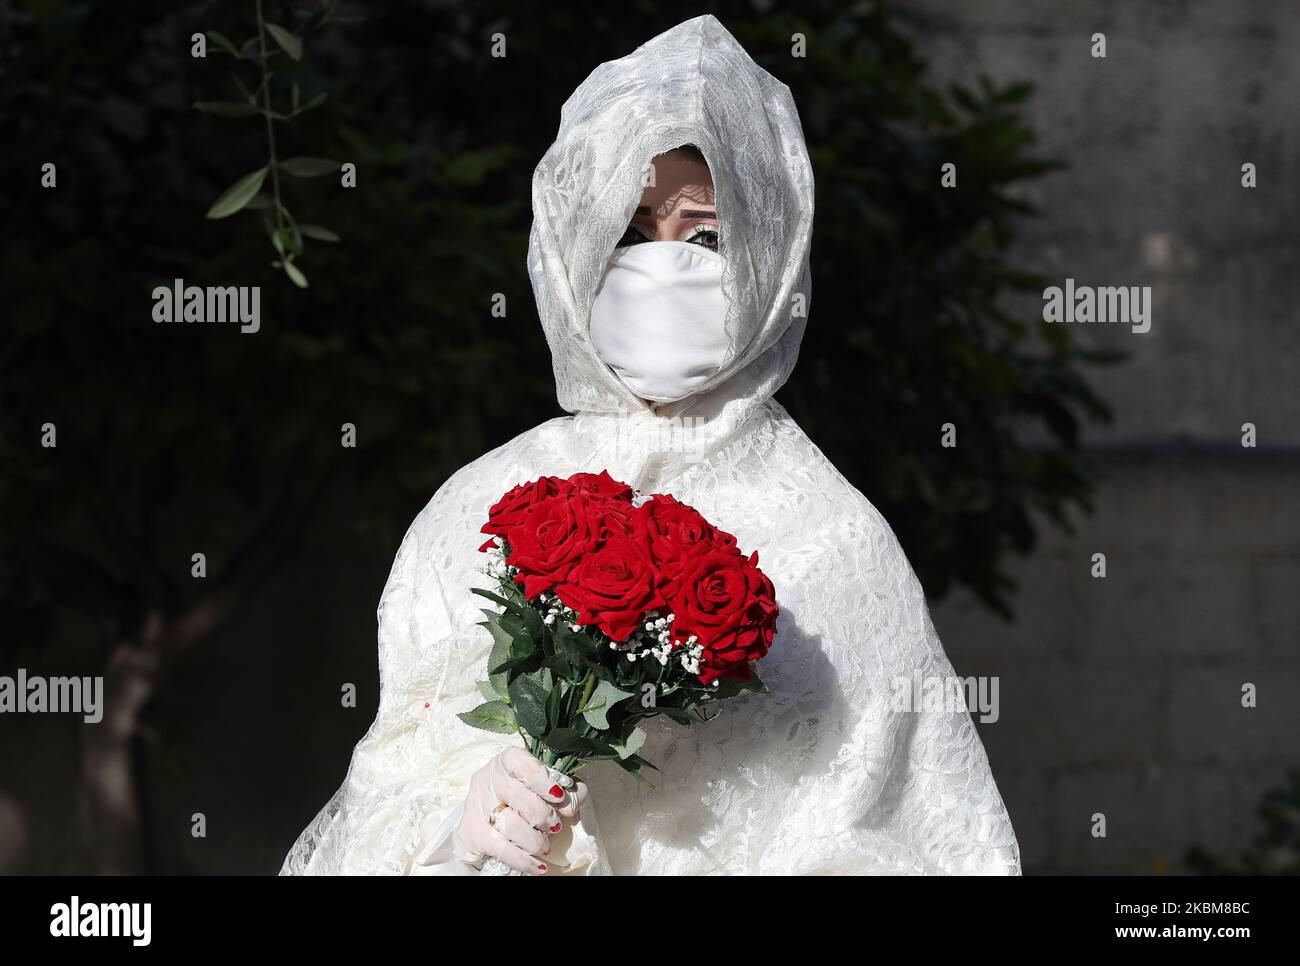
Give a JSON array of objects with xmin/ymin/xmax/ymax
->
[
  {"xmin": 1187, "ymin": 769, "xmax": 1300, "ymax": 875},
  {"xmin": 0, "ymin": 0, "xmax": 1113, "ymax": 673}
]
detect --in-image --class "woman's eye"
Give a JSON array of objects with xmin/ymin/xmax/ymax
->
[
  {"xmin": 616, "ymin": 224, "xmax": 650, "ymax": 247},
  {"xmin": 683, "ymin": 226, "xmax": 720, "ymax": 251}
]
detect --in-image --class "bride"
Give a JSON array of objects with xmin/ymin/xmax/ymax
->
[{"xmin": 280, "ymin": 15, "xmax": 1020, "ymax": 876}]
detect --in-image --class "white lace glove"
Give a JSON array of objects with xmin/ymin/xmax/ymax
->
[{"xmin": 451, "ymin": 747, "xmax": 589, "ymax": 874}]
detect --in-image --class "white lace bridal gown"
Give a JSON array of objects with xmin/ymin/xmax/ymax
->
[{"xmin": 279, "ymin": 15, "xmax": 1021, "ymax": 876}]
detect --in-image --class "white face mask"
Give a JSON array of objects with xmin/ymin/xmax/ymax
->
[{"xmin": 588, "ymin": 240, "xmax": 729, "ymax": 404}]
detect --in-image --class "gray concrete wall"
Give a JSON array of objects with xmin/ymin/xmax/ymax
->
[
  {"xmin": 910, "ymin": 0, "xmax": 1300, "ymax": 445},
  {"xmin": 915, "ymin": 0, "xmax": 1300, "ymax": 872}
]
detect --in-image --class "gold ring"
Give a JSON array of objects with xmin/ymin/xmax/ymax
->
[{"xmin": 488, "ymin": 801, "xmax": 509, "ymax": 827}]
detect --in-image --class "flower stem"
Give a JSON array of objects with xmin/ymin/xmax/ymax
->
[
  {"xmin": 254, "ymin": 0, "xmax": 284, "ymax": 239},
  {"xmin": 552, "ymin": 672, "xmax": 599, "ymax": 774}
]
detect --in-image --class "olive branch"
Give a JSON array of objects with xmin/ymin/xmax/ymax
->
[{"xmin": 195, "ymin": 0, "xmax": 361, "ymax": 288}]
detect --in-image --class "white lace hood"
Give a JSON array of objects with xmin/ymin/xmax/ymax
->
[{"xmin": 528, "ymin": 15, "xmax": 813, "ymax": 452}]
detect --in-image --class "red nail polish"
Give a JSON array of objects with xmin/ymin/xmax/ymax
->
[
  {"xmin": 542, "ymin": 849, "xmax": 550, "ymax": 856},
  {"xmin": 550, "ymin": 822, "xmax": 561, "ymax": 832},
  {"xmin": 537, "ymin": 863, "xmax": 547, "ymax": 872},
  {"xmin": 549, "ymin": 784, "xmax": 563, "ymax": 797}
]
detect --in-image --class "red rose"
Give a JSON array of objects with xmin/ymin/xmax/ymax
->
[
  {"xmin": 566, "ymin": 470, "xmax": 634, "ymax": 501},
  {"xmin": 639, "ymin": 494, "xmax": 739, "ymax": 589},
  {"xmin": 505, "ymin": 494, "xmax": 600, "ymax": 599},
  {"xmin": 668, "ymin": 550, "xmax": 779, "ymax": 684},
  {"xmin": 480, "ymin": 476, "xmax": 569, "ymax": 543},
  {"xmin": 555, "ymin": 533, "xmax": 665, "ymax": 642},
  {"xmin": 589, "ymin": 496, "xmax": 639, "ymax": 541}
]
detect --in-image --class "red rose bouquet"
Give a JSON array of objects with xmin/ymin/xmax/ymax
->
[{"xmin": 460, "ymin": 470, "xmax": 777, "ymax": 792}]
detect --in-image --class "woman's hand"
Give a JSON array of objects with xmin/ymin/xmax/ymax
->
[{"xmin": 452, "ymin": 747, "xmax": 589, "ymax": 874}]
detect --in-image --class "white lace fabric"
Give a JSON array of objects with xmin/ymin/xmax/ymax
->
[{"xmin": 279, "ymin": 15, "xmax": 1020, "ymax": 876}]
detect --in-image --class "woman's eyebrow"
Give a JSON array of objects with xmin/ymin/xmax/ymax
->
[{"xmin": 633, "ymin": 205, "xmax": 718, "ymax": 217}]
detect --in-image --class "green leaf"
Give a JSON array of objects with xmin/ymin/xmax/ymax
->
[
  {"xmin": 509, "ymin": 624, "xmax": 538, "ymax": 660},
  {"xmin": 193, "ymin": 100, "xmax": 259, "ymax": 118},
  {"xmin": 265, "ymin": 22, "xmax": 303, "ymax": 61},
  {"xmin": 481, "ymin": 616, "xmax": 512, "ymax": 649},
  {"xmin": 272, "ymin": 226, "xmax": 303, "ymax": 256},
  {"xmin": 487, "ymin": 653, "xmax": 534, "ymax": 676},
  {"xmin": 541, "ymin": 651, "xmax": 572, "ymax": 679},
  {"xmin": 610, "ymin": 726, "xmax": 647, "ymax": 760},
  {"xmin": 587, "ymin": 663, "xmax": 616, "ymax": 683},
  {"xmin": 205, "ymin": 31, "xmax": 242, "ymax": 58},
  {"xmin": 298, "ymin": 91, "xmax": 328, "ymax": 114},
  {"xmin": 554, "ymin": 624, "xmax": 597, "ymax": 670},
  {"xmin": 571, "ymin": 629, "xmax": 600, "ymax": 657},
  {"xmin": 279, "ymin": 157, "xmax": 340, "ymax": 178},
  {"xmin": 482, "ymin": 621, "xmax": 511, "ymax": 698},
  {"xmin": 229, "ymin": 71, "xmax": 255, "ymax": 103},
  {"xmin": 472, "ymin": 586, "xmax": 524, "ymax": 615},
  {"xmin": 206, "ymin": 167, "xmax": 268, "ymax": 219},
  {"xmin": 577, "ymin": 734, "xmax": 622, "ymax": 760},
  {"xmin": 476, "ymin": 680, "xmax": 498, "ymax": 703},
  {"xmin": 614, "ymin": 754, "xmax": 657, "ymax": 788},
  {"xmin": 283, "ymin": 260, "xmax": 308, "ymax": 288},
  {"xmin": 629, "ymin": 701, "xmax": 689, "ymax": 725},
  {"xmin": 470, "ymin": 582, "xmax": 509, "ymax": 603},
  {"xmin": 457, "ymin": 700, "xmax": 516, "ymax": 735},
  {"xmin": 544, "ymin": 727, "xmax": 594, "ymax": 755},
  {"xmin": 545, "ymin": 678, "xmax": 564, "ymax": 731},
  {"xmin": 298, "ymin": 224, "xmax": 340, "ymax": 243},
  {"xmin": 557, "ymin": 630, "xmax": 585, "ymax": 670},
  {"xmin": 508, "ymin": 672, "xmax": 549, "ymax": 738},
  {"xmin": 711, "ymin": 668, "xmax": 768, "ymax": 699},
  {"xmin": 582, "ymin": 679, "xmax": 636, "ymax": 730},
  {"xmin": 493, "ymin": 609, "xmax": 525, "ymax": 638},
  {"xmin": 519, "ymin": 599, "xmax": 544, "ymax": 641}
]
